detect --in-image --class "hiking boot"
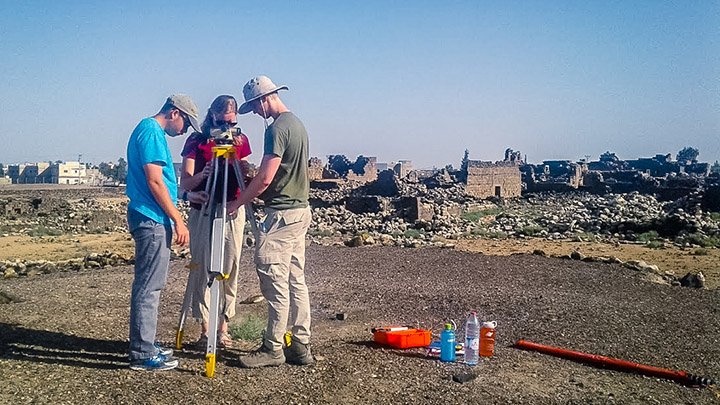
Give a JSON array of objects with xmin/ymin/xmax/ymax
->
[
  {"xmin": 154, "ymin": 343, "xmax": 173, "ymax": 358},
  {"xmin": 195, "ymin": 335, "xmax": 208, "ymax": 348},
  {"xmin": 238, "ymin": 345, "xmax": 285, "ymax": 368},
  {"xmin": 284, "ymin": 339, "xmax": 314, "ymax": 366},
  {"xmin": 129, "ymin": 354, "xmax": 179, "ymax": 371}
]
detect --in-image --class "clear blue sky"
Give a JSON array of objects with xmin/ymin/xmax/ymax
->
[{"xmin": 0, "ymin": 0, "xmax": 718, "ymax": 168}]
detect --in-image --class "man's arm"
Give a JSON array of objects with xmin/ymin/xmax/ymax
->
[
  {"xmin": 143, "ymin": 163, "xmax": 189, "ymax": 246},
  {"xmin": 229, "ymin": 154, "xmax": 280, "ymax": 212}
]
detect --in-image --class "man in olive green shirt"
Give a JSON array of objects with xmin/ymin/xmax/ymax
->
[{"xmin": 231, "ymin": 76, "xmax": 313, "ymax": 368}]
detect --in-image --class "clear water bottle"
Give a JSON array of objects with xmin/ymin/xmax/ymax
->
[
  {"xmin": 464, "ymin": 311, "xmax": 479, "ymax": 366},
  {"xmin": 440, "ymin": 323, "xmax": 456, "ymax": 362}
]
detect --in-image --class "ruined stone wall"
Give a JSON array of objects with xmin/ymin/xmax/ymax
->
[
  {"xmin": 465, "ymin": 161, "xmax": 521, "ymax": 198},
  {"xmin": 346, "ymin": 159, "xmax": 378, "ymax": 183},
  {"xmin": 308, "ymin": 157, "xmax": 323, "ymax": 181}
]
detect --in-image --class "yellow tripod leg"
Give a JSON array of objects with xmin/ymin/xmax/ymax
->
[
  {"xmin": 175, "ymin": 330, "xmax": 184, "ymax": 351},
  {"xmin": 205, "ymin": 353, "xmax": 216, "ymax": 378}
]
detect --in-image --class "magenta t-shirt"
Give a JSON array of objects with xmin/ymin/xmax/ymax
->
[{"xmin": 181, "ymin": 132, "xmax": 252, "ymax": 207}]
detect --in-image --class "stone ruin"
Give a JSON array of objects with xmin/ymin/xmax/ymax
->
[
  {"xmin": 464, "ymin": 161, "xmax": 522, "ymax": 199},
  {"xmin": 318, "ymin": 155, "xmax": 379, "ymax": 183},
  {"xmin": 1, "ymin": 169, "xmax": 717, "ymax": 289},
  {"xmin": 519, "ymin": 149, "xmax": 719, "ymax": 205}
]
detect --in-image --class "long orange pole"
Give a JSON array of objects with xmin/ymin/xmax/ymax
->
[{"xmin": 515, "ymin": 339, "xmax": 715, "ymax": 387}]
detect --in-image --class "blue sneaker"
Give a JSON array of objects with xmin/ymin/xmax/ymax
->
[
  {"xmin": 154, "ymin": 343, "xmax": 173, "ymax": 358},
  {"xmin": 130, "ymin": 354, "xmax": 179, "ymax": 371}
]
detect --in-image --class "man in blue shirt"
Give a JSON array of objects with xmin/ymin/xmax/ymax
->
[{"xmin": 126, "ymin": 94, "xmax": 202, "ymax": 371}]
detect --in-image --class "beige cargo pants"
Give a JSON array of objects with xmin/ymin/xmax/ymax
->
[
  {"xmin": 255, "ymin": 206, "xmax": 312, "ymax": 351},
  {"xmin": 188, "ymin": 205, "xmax": 245, "ymax": 323}
]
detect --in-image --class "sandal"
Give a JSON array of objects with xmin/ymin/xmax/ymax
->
[{"xmin": 218, "ymin": 332, "xmax": 234, "ymax": 349}]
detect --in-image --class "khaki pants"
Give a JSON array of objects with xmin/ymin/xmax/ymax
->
[
  {"xmin": 255, "ymin": 206, "xmax": 312, "ymax": 351},
  {"xmin": 188, "ymin": 205, "xmax": 245, "ymax": 323}
]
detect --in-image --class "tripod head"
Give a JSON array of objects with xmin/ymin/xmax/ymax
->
[{"xmin": 209, "ymin": 125, "xmax": 241, "ymax": 146}]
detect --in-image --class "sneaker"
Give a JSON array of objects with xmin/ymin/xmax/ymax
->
[
  {"xmin": 154, "ymin": 343, "xmax": 173, "ymax": 358},
  {"xmin": 284, "ymin": 339, "xmax": 314, "ymax": 366},
  {"xmin": 238, "ymin": 345, "xmax": 285, "ymax": 368},
  {"xmin": 129, "ymin": 354, "xmax": 179, "ymax": 371}
]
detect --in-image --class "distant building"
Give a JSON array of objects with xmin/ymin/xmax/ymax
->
[
  {"xmin": 7, "ymin": 164, "xmax": 25, "ymax": 184},
  {"xmin": 6, "ymin": 161, "xmax": 107, "ymax": 185},
  {"xmin": 20, "ymin": 163, "xmax": 50, "ymax": 183},
  {"xmin": 465, "ymin": 160, "xmax": 521, "ymax": 198},
  {"xmin": 49, "ymin": 161, "xmax": 87, "ymax": 184}
]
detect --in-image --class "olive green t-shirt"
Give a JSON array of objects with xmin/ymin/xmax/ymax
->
[{"xmin": 260, "ymin": 112, "xmax": 309, "ymax": 209}]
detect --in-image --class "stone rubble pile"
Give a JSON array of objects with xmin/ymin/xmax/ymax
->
[
  {"xmin": 1, "ymin": 178, "xmax": 716, "ymax": 287},
  {"xmin": 1, "ymin": 193, "xmax": 128, "ymax": 236},
  {"xmin": 308, "ymin": 178, "xmax": 720, "ymax": 249},
  {"xmin": 1, "ymin": 248, "xmax": 190, "ymax": 279}
]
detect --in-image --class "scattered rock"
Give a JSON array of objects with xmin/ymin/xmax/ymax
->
[
  {"xmin": 3, "ymin": 268, "xmax": 18, "ymax": 279},
  {"xmin": 0, "ymin": 290, "xmax": 22, "ymax": 304},
  {"xmin": 679, "ymin": 272, "xmax": 706, "ymax": 289},
  {"xmin": 452, "ymin": 372, "xmax": 478, "ymax": 383},
  {"xmin": 240, "ymin": 294, "xmax": 265, "ymax": 304}
]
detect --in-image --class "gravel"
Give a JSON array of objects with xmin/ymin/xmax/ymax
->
[{"xmin": 1, "ymin": 244, "xmax": 719, "ymax": 404}]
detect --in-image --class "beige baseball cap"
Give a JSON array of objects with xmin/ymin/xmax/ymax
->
[
  {"xmin": 167, "ymin": 94, "xmax": 202, "ymax": 132},
  {"xmin": 238, "ymin": 75, "xmax": 288, "ymax": 114}
]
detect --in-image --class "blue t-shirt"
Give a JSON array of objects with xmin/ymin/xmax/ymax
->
[{"xmin": 125, "ymin": 117, "xmax": 177, "ymax": 225}]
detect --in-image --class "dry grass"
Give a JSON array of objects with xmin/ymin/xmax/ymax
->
[{"xmin": 2, "ymin": 232, "xmax": 717, "ymax": 289}]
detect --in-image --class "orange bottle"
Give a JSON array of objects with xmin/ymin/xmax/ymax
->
[{"xmin": 479, "ymin": 321, "xmax": 497, "ymax": 357}]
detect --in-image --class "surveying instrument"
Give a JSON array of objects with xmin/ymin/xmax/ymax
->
[{"xmin": 174, "ymin": 126, "xmax": 259, "ymax": 378}]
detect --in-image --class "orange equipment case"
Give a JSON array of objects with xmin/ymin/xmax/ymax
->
[{"xmin": 373, "ymin": 327, "xmax": 431, "ymax": 349}]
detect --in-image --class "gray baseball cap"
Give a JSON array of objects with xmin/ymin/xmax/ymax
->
[
  {"xmin": 167, "ymin": 94, "xmax": 202, "ymax": 132},
  {"xmin": 238, "ymin": 75, "xmax": 288, "ymax": 114}
]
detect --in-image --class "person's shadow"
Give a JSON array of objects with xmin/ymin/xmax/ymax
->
[{"xmin": 0, "ymin": 323, "xmax": 127, "ymax": 370}]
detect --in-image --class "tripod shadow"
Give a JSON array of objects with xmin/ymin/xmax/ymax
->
[{"xmin": 0, "ymin": 323, "xmax": 127, "ymax": 370}]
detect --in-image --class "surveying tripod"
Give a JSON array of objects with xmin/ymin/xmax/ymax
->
[{"xmin": 174, "ymin": 141, "xmax": 259, "ymax": 378}]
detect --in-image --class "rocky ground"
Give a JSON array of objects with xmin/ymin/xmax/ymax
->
[
  {"xmin": 1, "ymin": 245, "xmax": 719, "ymax": 404},
  {"xmin": 2, "ymin": 182, "xmax": 717, "ymax": 289},
  {"xmin": 1, "ymin": 184, "xmax": 719, "ymax": 403}
]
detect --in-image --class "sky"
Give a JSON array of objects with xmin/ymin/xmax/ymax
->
[{"xmin": 0, "ymin": 0, "xmax": 718, "ymax": 169}]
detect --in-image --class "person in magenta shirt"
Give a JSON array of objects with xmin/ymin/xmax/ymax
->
[{"xmin": 179, "ymin": 95, "xmax": 252, "ymax": 348}]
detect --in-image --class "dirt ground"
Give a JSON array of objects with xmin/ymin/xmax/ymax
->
[
  {"xmin": 454, "ymin": 238, "xmax": 720, "ymax": 290},
  {"xmin": 2, "ymin": 233, "xmax": 717, "ymax": 289},
  {"xmin": 1, "ymin": 243, "xmax": 719, "ymax": 404}
]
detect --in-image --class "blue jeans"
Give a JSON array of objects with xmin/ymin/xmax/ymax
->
[{"xmin": 128, "ymin": 209, "xmax": 172, "ymax": 361}]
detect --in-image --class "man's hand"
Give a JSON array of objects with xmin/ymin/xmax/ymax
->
[
  {"xmin": 201, "ymin": 161, "xmax": 213, "ymax": 179},
  {"xmin": 227, "ymin": 199, "xmax": 242, "ymax": 215},
  {"xmin": 174, "ymin": 221, "xmax": 189, "ymax": 246}
]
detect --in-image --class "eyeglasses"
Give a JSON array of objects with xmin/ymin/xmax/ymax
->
[
  {"xmin": 216, "ymin": 120, "xmax": 238, "ymax": 127},
  {"xmin": 179, "ymin": 111, "xmax": 191, "ymax": 130}
]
